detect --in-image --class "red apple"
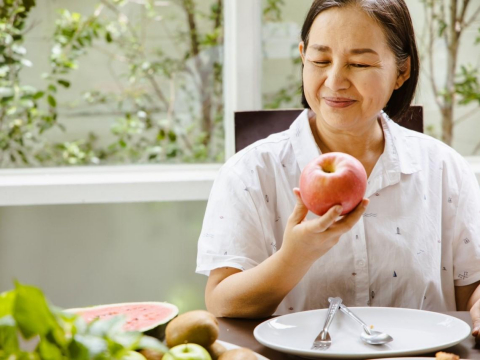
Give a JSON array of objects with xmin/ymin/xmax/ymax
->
[{"xmin": 299, "ymin": 152, "xmax": 367, "ymax": 216}]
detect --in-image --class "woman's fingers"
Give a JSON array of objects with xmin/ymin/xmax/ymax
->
[
  {"xmin": 306, "ymin": 204, "xmax": 343, "ymax": 233},
  {"xmin": 330, "ymin": 199, "xmax": 369, "ymax": 234},
  {"xmin": 289, "ymin": 190, "xmax": 369, "ymax": 236},
  {"xmin": 287, "ymin": 188, "xmax": 309, "ymax": 226}
]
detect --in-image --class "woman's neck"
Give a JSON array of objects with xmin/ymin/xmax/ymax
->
[{"xmin": 308, "ymin": 110, "xmax": 385, "ymax": 177}]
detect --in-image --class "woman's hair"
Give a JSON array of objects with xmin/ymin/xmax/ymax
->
[{"xmin": 300, "ymin": 0, "xmax": 419, "ymax": 121}]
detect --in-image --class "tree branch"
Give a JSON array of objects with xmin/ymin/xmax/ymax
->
[
  {"xmin": 100, "ymin": 0, "xmax": 139, "ymax": 39},
  {"xmin": 454, "ymin": 106, "xmax": 480, "ymax": 124},
  {"xmin": 472, "ymin": 140, "xmax": 480, "ymax": 155},
  {"xmin": 167, "ymin": 74, "xmax": 176, "ymax": 127},
  {"xmin": 426, "ymin": 3, "xmax": 443, "ymax": 109},
  {"xmin": 213, "ymin": 0, "xmax": 222, "ymax": 32},
  {"xmin": 439, "ymin": 0, "xmax": 449, "ymax": 46},
  {"xmin": 459, "ymin": 0, "xmax": 471, "ymax": 25},
  {"xmin": 92, "ymin": 44, "xmax": 129, "ymax": 62},
  {"xmin": 465, "ymin": 4, "xmax": 480, "ymax": 28},
  {"xmin": 449, "ymin": 0, "xmax": 458, "ymax": 46},
  {"xmin": 62, "ymin": 108, "xmax": 166, "ymax": 118},
  {"xmin": 100, "ymin": 0, "xmax": 171, "ymax": 109},
  {"xmin": 181, "ymin": 0, "xmax": 200, "ymax": 57}
]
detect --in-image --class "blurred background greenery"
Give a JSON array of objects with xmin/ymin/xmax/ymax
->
[{"xmin": 0, "ymin": 0, "xmax": 479, "ymax": 313}]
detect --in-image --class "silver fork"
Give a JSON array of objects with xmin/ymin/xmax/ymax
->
[{"xmin": 311, "ymin": 297, "xmax": 342, "ymax": 350}]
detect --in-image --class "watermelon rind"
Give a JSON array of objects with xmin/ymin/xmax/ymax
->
[{"xmin": 64, "ymin": 301, "xmax": 179, "ymax": 340}]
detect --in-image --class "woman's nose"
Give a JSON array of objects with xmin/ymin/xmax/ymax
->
[{"xmin": 324, "ymin": 65, "xmax": 350, "ymax": 91}]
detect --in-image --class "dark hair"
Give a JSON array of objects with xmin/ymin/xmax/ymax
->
[{"xmin": 300, "ymin": 0, "xmax": 419, "ymax": 122}]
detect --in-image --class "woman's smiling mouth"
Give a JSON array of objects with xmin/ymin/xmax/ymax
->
[{"xmin": 323, "ymin": 97, "xmax": 357, "ymax": 108}]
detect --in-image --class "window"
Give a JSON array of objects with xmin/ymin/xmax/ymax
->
[
  {"xmin": 1, "ymin": 0, "xmax": 224, "ymax": 167},
  {"xmin": 0, "ymin": 0, "xmax": 478, "ymax": 206}
]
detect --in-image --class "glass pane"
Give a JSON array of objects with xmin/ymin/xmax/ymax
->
[
  {"xmin": 260, "ymin": 0, "xmax": 480, "ymax": 156},
  {"xmin": 262, "ymin": 0, "xmax": 310, "ymax": 110},
  {"xmin": 1, "ymin": 0, "xmax": 224, "ymax": 167}
]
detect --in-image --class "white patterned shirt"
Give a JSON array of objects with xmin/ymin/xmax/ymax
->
[{"xmin": 196, "ymin": 110, "xmax": 480, "ymax": 315}]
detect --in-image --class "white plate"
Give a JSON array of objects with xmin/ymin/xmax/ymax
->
[
  {"xmin": 253, "ymin": 307, "xmax": 470, "ymax": 359},
  {"xmin": 217, "ymin": 340, "xmax": 269, "ymax": 360}
]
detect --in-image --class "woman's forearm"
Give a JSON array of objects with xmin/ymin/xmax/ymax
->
[
  {"xmin": 206, "ymin": 194, "xmax": 368, "ymax": 318},
  {"xmin": 207, "ymin": 248, "xmax": 316, "ymax": 318}
]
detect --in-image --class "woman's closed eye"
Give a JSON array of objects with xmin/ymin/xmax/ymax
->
[
  {"xmin": 312, "ymin": 61, "xmax": 371, "ymax": 68},
  {"xmin": 350, "ymin": 63, "xmax": 371, "ymax": 68}
]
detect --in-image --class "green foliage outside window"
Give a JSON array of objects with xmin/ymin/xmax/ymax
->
[{"xmin": 0, "ymin": 0, "xmax": 224, "ymax": 167}]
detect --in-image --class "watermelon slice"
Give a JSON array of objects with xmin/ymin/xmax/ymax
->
[{"xmin": 66, "ymin": 302, "xmax": 178, "ymax": 340}]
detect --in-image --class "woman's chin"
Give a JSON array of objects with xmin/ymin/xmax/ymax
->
[{"xmin": 319, "ymin": 110, "xmax": 359, "ymax": 130}]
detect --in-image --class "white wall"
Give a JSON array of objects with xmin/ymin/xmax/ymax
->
[{"xmin": 0, "ymin": 201, "xmax": 208, "ymax": 312}]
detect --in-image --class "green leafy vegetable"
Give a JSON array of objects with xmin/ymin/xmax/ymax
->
[{"xmin": 0, "ymin": 282, "xmax": 168, "ymax": 359}]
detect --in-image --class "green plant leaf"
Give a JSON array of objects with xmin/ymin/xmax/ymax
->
[
  {"xmin": 57, "ymin": 79, "xmax": 70, "ymax": 88},
  {"xmin": 0, "ymin": 290, "xmax": 16, "ymax": 318},
  {"xmin": 437, "ymin": 20, "xmax": 447, "ymax": 37},
  {"xmin": 13, "ymin": 282, "xmax": 58, "ymax": 339},
  {"xmin": 33, "ymin": 91, "xmax": 45, "ymax": 100},
  {"xmin": 136, "ymin": 335, "xmax": 169, "ymax": 354},
  {"xmin": 0, "ymin": 316, "xmax": 19, "ymax": 353},
  {"xmin": 38, "ymin": 338, "xmax": 63, "ymax": 360},
  {"xmin": 47, "ymin": 95, "xmax": 57, "ymax": 107}
]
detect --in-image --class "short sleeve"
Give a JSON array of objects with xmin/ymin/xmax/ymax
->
[
  {"xmin": 196, "ymin": 166, "xmax": 269, "ymax": 276},
  {"xmin": 453, "ymin": 163, "xmax": 480, "ymax": 286}
]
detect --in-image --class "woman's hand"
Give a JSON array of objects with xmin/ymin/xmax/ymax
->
[
  {"xmin": 455, "ymin": 281, "xmax": 480, "ymax": 342},
  {"xmin": 280, "ymin": 187, "xmax": 369, "ymax": 265},
  {"xmin": 471, "ymin": 299, "xmax": 480, "ymax": 342}
]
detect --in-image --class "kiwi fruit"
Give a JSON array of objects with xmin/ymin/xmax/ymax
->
[
  {"xmin": 138, "ymin": 349, "xmax": 164, "ymax": 360},
  {"xmin": 206, "ymin": 341, "xmax": 227, "ymax": 360},
  {"xmin": 218, "ymin": 348, "xmax": 257, "ymax": 360},
  {"xmin": 165, "ymin": 310, "xmax": 219, "ymax": 348}
]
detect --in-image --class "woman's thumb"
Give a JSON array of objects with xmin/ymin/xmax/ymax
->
[{"xmin": 289, "ymin": 188, "xmax": 309, "ymax": 224}]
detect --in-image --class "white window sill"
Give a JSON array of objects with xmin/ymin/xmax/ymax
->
[
  {"xmin": 0, "ymin": 163, "xmax": 222, "ymax": 206},
  {"xmin": 0, "ymin": 157, "xmax": 479, "ymax": 207}
]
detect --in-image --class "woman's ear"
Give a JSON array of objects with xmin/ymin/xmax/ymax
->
[
  {"xmin": 299, "ymin": 41, "xmax": 306, "ymax": 64},
  {"xmin": 395, "ymin": 56, "xmax": 411, "ymax": 90}
]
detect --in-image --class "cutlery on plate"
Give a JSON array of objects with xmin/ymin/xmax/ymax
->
[
  {"xmin": 311, "ymin": 296, "xmax": 342, "ymax": 350},
  {"xmin": 328, "ymin": 297, "xmax": 394, "ymax": 345}
]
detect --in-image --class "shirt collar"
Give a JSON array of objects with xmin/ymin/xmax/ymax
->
[
  {"xmin": 289, "ymin": 109, "xmax": 321, "ymax": 172},
  {"xmin": 380, "ymin": 111, "xmax": 422, "ymax": 176},
  {"xmin": 289, "ymin": 109, "xmax": 422, "ymax": 177}
]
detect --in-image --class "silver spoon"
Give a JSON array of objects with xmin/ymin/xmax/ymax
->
[{"xmin": 328, "ymin": 298, "xmax": 393, "ymax": 345}]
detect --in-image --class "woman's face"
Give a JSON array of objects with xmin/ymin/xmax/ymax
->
[{"xmin": 299, "ymin": 6, "xmax": 410, "ymax": 132}]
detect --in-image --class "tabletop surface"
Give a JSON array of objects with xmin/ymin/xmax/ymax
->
[{"xmin": 217, "ymin": 311, "xmax": 480, "ymax": 360}]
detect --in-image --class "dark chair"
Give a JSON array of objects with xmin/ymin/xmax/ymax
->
[{"xmin": 234, "ymin": 105, "xmax": 423, "ymax": 152}]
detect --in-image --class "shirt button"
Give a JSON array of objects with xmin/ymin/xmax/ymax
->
[{"xmin": 357, "ymin": 260, "xmax": 365, "ymax": 267}]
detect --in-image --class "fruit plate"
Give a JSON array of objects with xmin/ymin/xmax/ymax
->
[
  {"xmin": 253, "ymin": 307, "xmax": 470, "ymax": 359},
  {"xmin": 217, "ymin": 340, "xmax": 269, "ymax": 360}
]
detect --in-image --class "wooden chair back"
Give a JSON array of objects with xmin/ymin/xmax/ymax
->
[{"xmin": 234, "ymin": 105, "xmax": 423, "ymax": 152}]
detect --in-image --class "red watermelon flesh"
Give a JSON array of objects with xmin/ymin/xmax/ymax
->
[{"xmin": 66, "ymin": 302, "xmax": 178, "ymax": 337}]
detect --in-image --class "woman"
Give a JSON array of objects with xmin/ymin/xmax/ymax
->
[{"xmin": 196, "ymin": 0, "xmax": 480, "ymax": 340}]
